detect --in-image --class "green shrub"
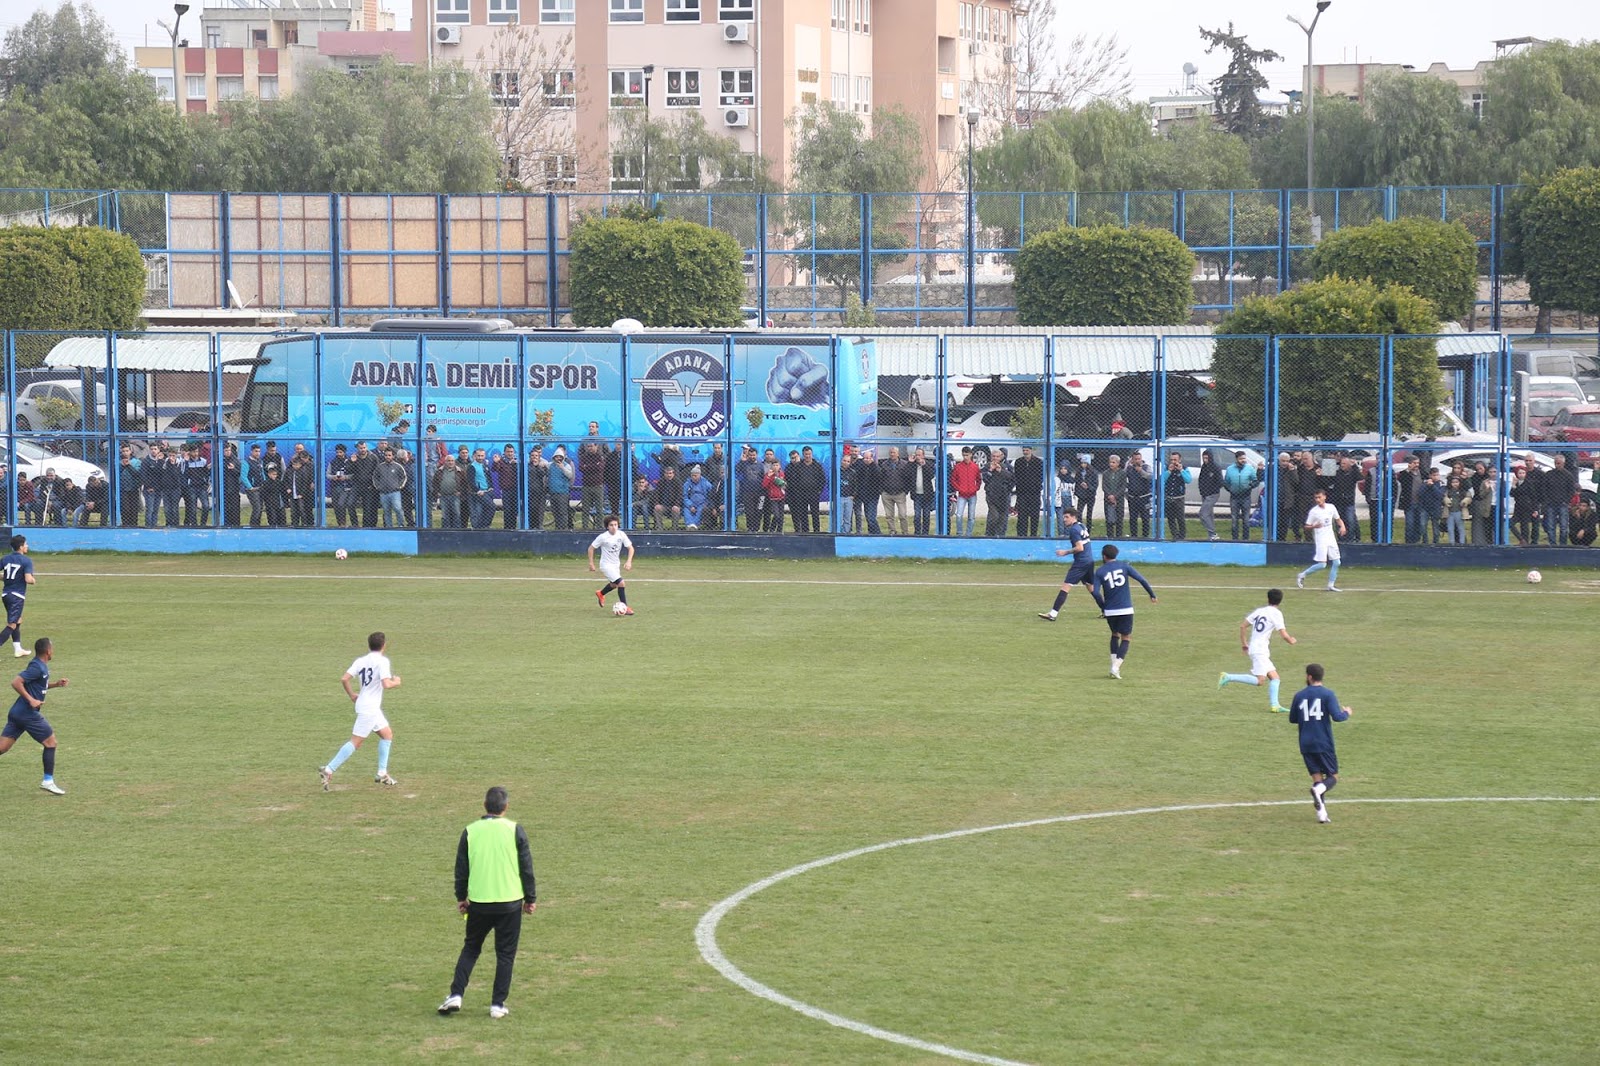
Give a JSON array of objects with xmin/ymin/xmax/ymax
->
[
  {"xmin": 1310, "ymin": 216, "xmax": 1478, "ymax": 321},
  {"xmin": 0, "ymin": 226, "xmax": 145, "ymax": 336},
  {"xmin": 1014, "ymin": 224, "xmax": 1195, "ymax": 327},
  {"xmin": 1515, "ymin": 167, "xmax": 1600, "ymax": 315},
  {"xmin": 569, "ymin": 213, "xmax": 744, "ymax": 328},
  {"xmin": 1213, "ymin": 275, "xmax": 1444, "ymax": 440}
]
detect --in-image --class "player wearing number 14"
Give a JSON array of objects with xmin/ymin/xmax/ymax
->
[
  {"xmin": 1288, "ymin": 663, "xmax": 1352, "ymax": 824},
  {"xmin": 319, "ymin": 632, "xmax": 402, "ymax": 790}
]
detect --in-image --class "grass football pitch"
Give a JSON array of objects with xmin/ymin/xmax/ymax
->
[{"xmin": 1, "ymin": 553, "xmax": 1596, "ymax": 1065}]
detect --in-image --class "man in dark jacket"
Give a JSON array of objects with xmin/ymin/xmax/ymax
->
[
  {"xmin": 785, "ymin": 447, "xmax": 827, "ymax": 533},
  {"xmin": 876, "ymin": 447, "xmax": 911, "ymax": 535},
  {"xmin": 117, "ymin": 445, "xmax": 143, "ymax": 527},
  {"xmin": 1330, "ymin": 455, "xmax": 1361, "ymax": 541},
  {"xmin": 326, "ymin": 444, "xmax": 354, "ymax": 527},
  {"xmin": 1125, "ymin": 454, "xmax": 1153, "ymax": 538},
  {"xmin": 907, "ymin": 447, "xmax": 939, "ymax": 535},
  {"xmin": 1196, "ymin": 449, "xmax": 1224, "ymax": 541},
  {"xmin": 524, "ymin": 449, "xmax": 548, "ymax": 530},
  {"xmin": 1012, "ymin": 445, "xmax": 1045, "ymax": 537},
  {"xmin": 1394, "ymin": 456, "xmax": 1423, "ymax": 544},
  {"xmin": 852, "ymin": 450, "xmax": 883, "ymax": 534},
  {"xmin": 982, "ymin": 454, "xmax": 1014, "ymax": 537},
  {"xmin": 1072, "ymin": 457, "xmax": 1099, "ymax": 533},
  {"xmin": 1544, "ymin": 454, "xmax": 1578, "ymax": 546},
  {"xmin": 734, "ymin": 445, "xmax": 764, "ymax": 532},
  {"xmin": 348, "ymin": 441, "xmax": 380, "ymax": 528},
  {"xmin": 181, "ymin": 442, "xmax": 211, "ymax": 526},
  {"xmin": 495, "ymin": 446, "xmax": 521, "ymax": 529}
]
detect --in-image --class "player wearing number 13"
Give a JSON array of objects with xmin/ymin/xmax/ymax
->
[
  {"xmin": 1087, "ymin": 545, "xmax": 1156, "ymax": 679},
  {"xmin": 319, "ymin": 632, "xmax": 402, "ymax": 790},
  {"xmin": 1289, "ymin": 663, "xmax": 1352, "ymax": 824}
]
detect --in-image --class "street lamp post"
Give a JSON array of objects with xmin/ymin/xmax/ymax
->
[
  {"xmin": 1287, "ymin": 1, "xmax": 1330, "ymax": 241},
  {"xmin": 640, "ymin": 64, "xmax": 655, "ymax": 203},
  {"xmin": 965, "ymin": 106, "xmax": 980, "ymax": 327},
  {"xmin": 157, "ymin": 4, "xmax": 190, "ymax": 118}
]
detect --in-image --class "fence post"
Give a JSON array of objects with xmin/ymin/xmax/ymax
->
[
  {"xmin": 1490, "ymin": 183, "xmax": 1503, "ymax": 333},
  {"xmin": 437, "ymin": 194, "xmax": 452, "ymax": 318},
  {"xmin": 545, "ymin": 194, "xmax": 561, "ymax": 327},
  {"xmin": 859, "ymin": 193, "xmax": 873, "ymax": 312},
  {"xmin": 757, "ymin": 193, "xmax": 769, "ymax": 326},
  {"xmin": 1174, "ymin": 189, "xmax": 1186, "ymax": 243},
  {"xmin": 1277, "ymin": 188, "xmax": 1292, "ymax": 296},
  {"xmin": 218, "ymin": 191, "xmax": 233, "ymax": 312},
  {"xmin": 329, "ymin": 195, "xmax": 344, "ymax": 327}
]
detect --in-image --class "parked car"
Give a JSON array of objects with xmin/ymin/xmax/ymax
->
[
  {"xmin": 875, "ymin": 396, "xmax": 936, "ymax": 439},
  {"xmin": 739, "ymin": 306, "xmax": 773, "ymax": 329},
  {"xmin": 12, "ymin": 379, "xmax": 151, "ymax": 432},
  {"xmin": 906, "ymin": 374, "xmax": 1021, "ymax": 409},
  {"xmin": 1543, "ymin": 404, "xmax": 1600, "ymax": 460},
  {"xmin": 1523, "ymin": 376, "xmax": 1587, "ymax": 439},
  {"xmin": 1062, "ymin": 372, "xmax": 1222, "ymax": 438},
  {"xmin": 0, "ymin": 438, "xmax": 106, "ymax": 485}
]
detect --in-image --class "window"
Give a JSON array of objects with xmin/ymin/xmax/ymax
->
[
  {"xmin": 217, "ymin": 76, "xmax": 244, "ymax": 101},
  {"xmin": 830, "ymin": 0, "xmax": 846, "ymax": 29},
  {"xmin": 543, "ymin": 154, "xmax": 577, "ymax": 190},
  {"xmin": 436, "ymin": 0, "xmax": 469, "ymax": 24},
  {"xmin": 258, "ymin": 75, "xmax": 278, "ymax": 100},
  {"xmin": 718, "ymin": 0, "xmax": 753, "ymax": 21},
  {"xmin": 281, "ymin": 22, "xmax": 299, "ymax": 44},
  {"xmin": 959, "ymin": 3, "xmax": 968, "ymax": 39},
  {"xmin": 718, "ymin": 67, "xmax": 754, "ymax": 106},
  {"xmin": 609, "ymin": 0, "xmax": 643, "ymax": 22},
  {"xmin": 542, "ymin": 68, "xmax": 575, "ymax": 108},
  {"xmin": 152, "ymin": 74, "xmax": 174, "ymax": 100},
  {"xmin": 248, "ymin": 28, "xmax": 266, "ymax": 47},
  {"xmin": 186, "ymin": 75, "xmax": 207, "ymax": 100},
  {"xmin": 539, "ymin": 0, "xmax": 575, "ymax": 24},
  {"xmin": 854, "ymin": 75, "xmax": 870, "ymax": 112},
  {"xmin": 831, "ymin": 73, "xmax": 848, "ymax": 107},
  {"xmin": 665, "ymin": 0, "xmax": 701, "ymax": 22},
  {"xmin": 854, "ymin": 0, "xmax": 870, "ymax": 33},
  {"xmin": 208, "ymin": 29, "xmax": 222, "ymax": 48},
  {"xmin": 488, "ymin": 0, "xmax": 519, "ymax": 24},
  {"xmin": 490, "ymin": 70, "xmax": 521, "ymax": 107},
  {"xmin": 611, "ymin": 69, "xmax": 646, "ymax": 106},
  {"xmin": 665, "ymin": 68, "xmax": 701, "ymax": 108},
  {"xmin": 1471, "ymin": 91, "xmax": 1486, "ymax": 120},
  {"xmin": 610, "ymin": 153, "xmax": 644, "ymax": 191},
  {"xmin": 664, "ymin": 154, "xmax": 702, "ymax": 191}
]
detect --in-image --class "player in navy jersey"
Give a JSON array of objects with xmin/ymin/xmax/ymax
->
[
  {"xmin": 1087, "ymin": 545, "xmax": 1156, "ymax": 678},
  {"xmin": 0, "ymin": 637, "xmax": 70, "ymax": 794},
  {"xmin": 1288, "ymin": 663, "xmax": 1352, "ymax": 824},
  {"xmin": 0, "ymin": 535, "xmax": 37, "ymax": 658},
  {"xmin": 1038, "ymin": 508, "xmax": 1094, "ymax": 620}
]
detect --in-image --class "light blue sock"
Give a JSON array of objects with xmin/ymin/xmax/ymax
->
[
  {"xmin": 1327, "ymin": 560, "xmax": 1341, "ymax": 586},
  {"xmin": 1223, "ymin": 673, "xmax": 1258, "ymax": 685},
  {"xmin": 1300, "ymin": 561, "xmax": 1325, "ymax": 580},
  {"xmin": 1268, "ymin": 678, "xmax": 1282, "ymax": 707},
  {"xmin": 377, "ymin": 738, "xmax": 392, "ymax": 775},
  {"xmin": 326, "ymin": 741, "xmax": 357, "ymax": 772}
]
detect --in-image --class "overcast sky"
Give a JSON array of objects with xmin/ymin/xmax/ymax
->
[{"xmin": 6, "ymin": 0, "xmax": 1596, "ymax": 100}]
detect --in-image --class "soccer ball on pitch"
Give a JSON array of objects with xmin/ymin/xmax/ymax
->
[
  {"xmin": 334, "ymin": 548, "xmax": 349, "ymax": 561},
  {"xmin": 1526, "ymin": 569, "xmax": 1542, "ymax": 584},
  {"xmin": 612, "ymin": 602, "xmax": 629, "ymax": 616}
]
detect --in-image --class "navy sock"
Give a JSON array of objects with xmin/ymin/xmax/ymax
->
[
  {"xmin": 1052, "ymin": 591, "xmax": 1067, "ymax": 611},
  {"xmin": 1109, "ymin": 634, "xmax": 1119, "ymax": 655},
  {"xmin": 617, "ymin": 586, "xmax": 628, "ymax": 604},
  {"xmin": 1118, "ymin": 639, "xmax": 1130, "ymax": 659},
  {"xmin": 600, "ymin": 582, "xmax": 616, "ymax": 595},
  {"xmin": 42, "ymin": 746, "xmax": 55, "ymax": 778},
  {"xmin": 1320, "ymin": 774, "xmax": 1337, "ymax": 794}
]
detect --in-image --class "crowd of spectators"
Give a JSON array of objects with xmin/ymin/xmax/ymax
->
[{"xmin": 4, "ymin": 425, "xmax": 1597, "ymax": 548}]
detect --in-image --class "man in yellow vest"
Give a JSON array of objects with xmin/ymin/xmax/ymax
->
[{"xmin": 438, "ymin": 786, "xmax": 538, "ymax": 1019}]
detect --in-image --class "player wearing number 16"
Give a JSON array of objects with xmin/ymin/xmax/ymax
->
[
  {"xmin": 319, "ymin": 632, "xmax": 402, "ymax": 790},
  {"xmin": 1288, "ymin": 663, "xmax": 1352, "ymax": 824}
]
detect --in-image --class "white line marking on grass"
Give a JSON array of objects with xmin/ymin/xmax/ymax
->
[
  {"xmin": 45, "ymin": 570, "xmax": 1600, "ymax": 596},
  {"xmin": 694, "ymin": 797, "xmax": 1598, "ymax": 1065}
]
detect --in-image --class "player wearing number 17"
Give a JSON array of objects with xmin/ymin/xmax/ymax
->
[
  {"xmin": 319, "ymin": 632, "xmax": 402, "ymax": 790},
  {"xmin": 1, "ymin": 535, "xmax": 37, "ymax": 658},
  {"xmin": 1288, "ymin": 663, "xmax": 1352, "ymax": 824},
  {"xmin": 1087, "ymin": 545, "xmax": 1155, "ymax": 679}
]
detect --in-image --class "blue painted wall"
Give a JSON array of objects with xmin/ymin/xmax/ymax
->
[{"xmin": 836, "ymin": 536, "xmax": 1265, "ymax": 567}]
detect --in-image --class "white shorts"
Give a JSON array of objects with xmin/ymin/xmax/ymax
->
[
  {"xmin": 1248, "ymin": 652, "xmax": 1276, "ymax": 677},
  {"xmin": 352, "ymin": 709, "xmax": 390, "ymax": 738},
  {"xmin": 600, "ymin": 564, "xmax": 622, "ymax": 583},
  {"xmin": 1313, "ymin": 541, "xmax": 1340, "ymax": 564}
]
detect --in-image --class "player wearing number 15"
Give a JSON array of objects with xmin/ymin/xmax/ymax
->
[
  {"xmin": 1, "ymin": 535, "xmax": 37, "ymax": 658},
  {"xmin": 1087, "ymin": 545, "xmax": 1156, "ymax": 679},
  {"xmin": 1289, "ymin": 663, "xmax": 1352, "ymax": 824},
  {"xmin": 319, "ymin": 632, "xmax": 403, "ymax": 790}
]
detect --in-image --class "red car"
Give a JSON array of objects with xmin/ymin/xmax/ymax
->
[{"xmin": 1547, "ymin": 404, "xmax": 1600, "ymax": 460}]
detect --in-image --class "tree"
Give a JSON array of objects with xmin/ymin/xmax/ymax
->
[
  {"xmin": 1213, "ymin": 276, "xmax": 1443, "ymax": 440},
  {"xmin": 474, "ymin": 24, "xmax": 578, "ymax": 191},
  {"xmin": 1516, "ymin": 167, "xmax": 1600, "ymax": 316},
  {"xmin": 0, "ymin": 227, "xmax": 145, "ymax": 359},
  {"xmin": 568, "ymin": 209, "xmax": 743, "ymax": 328},
  {"xmin": 785, "ymin": 103, "xmax": 922, "ymax": 301},
  {"xmin": 1364, "ymin": 72, "xmax": 1487, "ymax": 187},
  {"xmin": 1014, "ymin": 225, "xmax": 1195, "ymax": 326},
  {"xmin": 1009, "ymin": 0, "xmax": 1131, "ymax": 124},
  {"xmin": 1481, "ymin": 41, "xmax": 1600, "ymax": 182},
  {"xmin": 609, "ymin": 109, "xmax": 771, "ymax": 197},
  {"xmin": 1310, "ymin": 217, "xmax": 1479, "ymax": 322},
  {"xmin": 1199, "ymin": 23, "xmax": 1282, "ymax": 139},
  {"xmin": 1250, "ymin": 92, "xmax": 1373, "ymax": 190},
  {"xmin": 2, "ymin": 1, "xmax": 122, "ymax": 100},
  {"xmin": 0, "ymin": 70, "xmax": 192, "ymax": 190}
]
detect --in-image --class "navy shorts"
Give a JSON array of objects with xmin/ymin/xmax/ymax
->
[
  {"xmin": 1065, "ymin": 561, "xmax": 1094, "ymax": 586},
  {"xmin": 2, "ymin": 707, "xmax": 53, "ymax": 743},
  {"xmin": 1104, "ymin": 614, "xmax": 1134, "ymax": 637},
  {"xmin": 1301, "ymin": 749, "xmax": 1338, "ymax": 776},
  {"xmin": 2, "ymin": 593, "xmax": 23, "ymax": 625}
]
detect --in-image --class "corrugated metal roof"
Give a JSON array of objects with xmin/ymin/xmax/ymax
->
[{"xmin": 45, "ymin": 335, "xmax": 266, "ymax": 373}]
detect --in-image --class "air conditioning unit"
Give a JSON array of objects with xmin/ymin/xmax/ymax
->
[
  {"xmin": 724, "ymin": 107, "xmax": 750, "ymax": 127},
  {"xmin": 723, "ymin": 22, "xmax": 750, "ymax": 43},
  {"xmin": 435, "ymin": 24, "xmax": 461, "ymax": 45}
]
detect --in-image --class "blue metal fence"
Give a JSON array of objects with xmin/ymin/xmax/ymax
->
[
  {"xmin": 0, "ymin": 184, "xmax": 1524, "ymax": 328},
  {"xmin": 5, "ymin": 328, "xmax": 1595, "ymax": 549}
]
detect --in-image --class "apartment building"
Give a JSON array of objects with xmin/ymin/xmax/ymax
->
[
  {"xmin": 135, "ymin": 0, "xmax": 395, "ymax": 114},
  {"xmin": 408, "ymin": 0, "xmax": 1018, "ymax": 192}
]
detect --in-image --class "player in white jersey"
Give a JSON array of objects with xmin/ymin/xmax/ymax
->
[
  {"xmin": 589, "ymin": 515, "xmax": 636, "ymax": 615},
  {"xmin": 1296, "ymin": 489, "xmax": 1347, "ymax": 591},
  {"xmin": 1217, "ymin": 587, "xmax": 1298, "ymax": 713},
  {"xmin": 319, "ymin": 631, "xmax": 403, "ymax": 790}
]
